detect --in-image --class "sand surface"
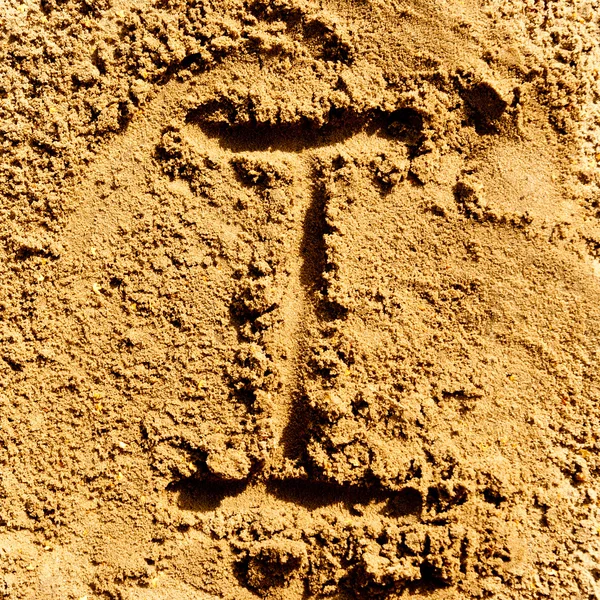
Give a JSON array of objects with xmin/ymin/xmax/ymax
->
[{"xmin": 1, "ymin": 0, "xmax": 600, "ymax": 598}]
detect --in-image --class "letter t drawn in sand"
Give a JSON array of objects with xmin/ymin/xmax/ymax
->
[{"xmin": 181, "ymin": 97, "xmax": 421, "ymax": 493}]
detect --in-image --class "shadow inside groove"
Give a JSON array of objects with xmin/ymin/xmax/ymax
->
[
  {"xmin": 266, "ymin": 479, "xmax": 389, "ymax": 510},
  {"xmin": 167, "ymin": 478, "xmax": 249, "ymax": 512},
  {"xmin": 168, "ymin": 474, "xmax": 424, "ymax": 518},
  {"xmin": 266, "ymin": 480, "xmax": 424, "ymax": 518},
  {"xmin": 185, "ymin": 106, "xmax": 425, "ymax": 153},
  {"xmin": 276, "ymin": 165, "xmax": 329, "ymax": 461},
  {"xmin": 187, "ymin": 113, "xmax": 374, "ymax": 153}
]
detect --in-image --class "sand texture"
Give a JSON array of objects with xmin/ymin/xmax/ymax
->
[{"xmin": 1, "ymin": 0, "xmax": 600, "ymax": 598}]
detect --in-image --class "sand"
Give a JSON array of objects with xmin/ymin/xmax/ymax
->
[{"xmin": 1, "ymin": 0, "xmax": 600, "ymax": 598}]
